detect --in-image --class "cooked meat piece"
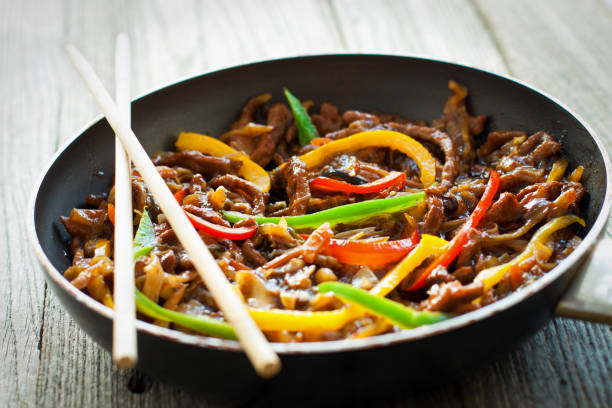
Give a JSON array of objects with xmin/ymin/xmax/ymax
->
[
  {"xmin": 426, "ymin": 280, "xmax": 484, "ymax": 312},
  {"xmin": 312, "ymin": 103, "xmax": 343, "ymax": 136},
  {"xmin": 60, "ymin": 209, "xmax": 109, "ymax": 239},
  {"xmin": 420, "ymin": 195, "xmax": 444, "ymax": 235},
  {"xmin": 342, "ymin": 110, "xmax": 381, "ymax": 126},
  {"xmin": 242, "ymin": 239, "xmax": 267, "ymax": 267},
  {"xmin": 231, "ymin": 93, "xmax": 271, "ymax": 129},
  {"xmin": 484, "ymin": 192, "xmax": 522, "ymax": 224},
  {"xmin": 250, "ymin": 103, "xmax": 292, "ymax": 167},
  {"xmin": 375, "ymin": 112, "xmax": 427, "ymax": 126},
  {"xmin": 281, "ymin": 157, "xmax": 311, "ymax": 216},
  {"xmin": 455, "ymin": 229, "xmax": 483, "ymax": 267},
  {"xmin": 328, "ymin": 121, "xmax": 377, "ymax": 140},
  {"xmin": 386, "ymin": 122, "xmax": 460, "ymax": 194},
  {"xmin": 499, "ymin": 167, "xmax": 546, "ymax": 193},
  {"xmin": 209, "ymin": 174, "xmax": 266, "ymax": 215},
  {"xmin": 478, "ymin": 130, "xmax": 527, "ymax": 156},
  {"xmin": 432, "ymin": 80, "xmax": 487, "ymax": 163},
  {"xmin": 153, "ymin": 150, "xmax": 239, "ymax": 177},
  {"xmin": 517, "ymin": 131, "xmax": 561, "ymax": 166}
]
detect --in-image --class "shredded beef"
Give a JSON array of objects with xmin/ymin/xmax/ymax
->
[
  {"xmin": 209, "ymin": 174, "xmax": 266, "ymax": 215},
  {"xmin": 420, "ymin": 195, "xmax": 444, "ymax": 235},
  {"xmin": 478, "ymin": 130, "xmax": 527, "ymax": 156},
  {"xmin": 517, "ymin": 131, "xmax": 561, "ymax": 166},
  {"xmin": 231, "ymin": 93, "xmax": 271, "ymax": 129},
  {"xmin": 250, "ymin": 103, "xmax": 292, "ymax": 167},
  {"xmin": 312, "ymin": 103, "xmax": 343, "ymax": 136},
  {"xmin": 153, "ymin": 150, "xmax": 239, "ymax": 177},
  {"xmin": 484, "ymin": 192, "xmax": 522, "ymax": 224},
  {"xmin": 386, "ymin": 122, "xmax": 460, "ymax": 194}
]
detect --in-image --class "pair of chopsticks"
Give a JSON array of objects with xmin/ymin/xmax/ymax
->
[{"xmin": 66, "ymin": 36, "xmax": 281, "ymax": 378}]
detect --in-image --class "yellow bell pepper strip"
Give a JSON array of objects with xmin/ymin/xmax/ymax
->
[
  {"xmin": 474, "ymin": 215, "xmax": 585, "ymax": 292},
  {"xmin": 318, "ymin": 282, "xmax": 448, "ymax": 329},
  {"xmin": 175, "ymin": 132, "xmax": 270, "ymax": 192},
  {"xmin": 249, "ymin": 307, "xmax": 359, "ymax": 331},
  {"xmin": 223, "ymin": 191, "xmax": 426, "ymax": 230},
  {"xmin": 568, "ymin": 166, "xmax": 584, "ymax": 182},
  {"xmin": 406, "ymin": 170, "xmax": 500, "ymax": 291},
  {"xmin": 371, "ymin": 234, "xmax": 449, "ymax": 297},
  {"xmin": 547, "ymin": 159, "xmax": 568, "ymax": 182},
  {"xmin": 283, "ymin": 130, "xmax": 437, "ymax": 187},
  {"xmin": 220, "ymin": 122, "xmax": 274, "ymax": 142},
  {"xmin": 284, "ymin": 88, "xmax": 319, "ymax": 146}
]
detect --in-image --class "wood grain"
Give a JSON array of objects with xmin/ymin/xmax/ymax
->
[{"xmin": 1, "ymin": 0, "xmax": 611, "ymax": 406}]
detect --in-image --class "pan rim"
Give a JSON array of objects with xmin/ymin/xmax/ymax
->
[{"xmin": 27, "ymin": 53, "xmax": 612, "ymax": 355}]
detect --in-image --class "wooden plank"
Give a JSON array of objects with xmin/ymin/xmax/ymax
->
[
  {"xmin": 0, "ymin": 0, "xmax": 67, "ymax": 406},
  {"xmin": 332, "ymin": 0, "xmax": 509, "ymax": 74}
]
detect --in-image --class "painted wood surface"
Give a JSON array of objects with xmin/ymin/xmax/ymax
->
[{"xmin": 1, "ymin": 0, "xmax": 611, "ymax": 406}]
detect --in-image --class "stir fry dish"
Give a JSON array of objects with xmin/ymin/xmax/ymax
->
[{"xmin": 60, "ymin": 81, "xmax": 586, "ymax": 342}]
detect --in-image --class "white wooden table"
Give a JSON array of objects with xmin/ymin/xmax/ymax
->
[{"xmin": 2, "ymin": 1, "xmax": 612, "ymax": 406}]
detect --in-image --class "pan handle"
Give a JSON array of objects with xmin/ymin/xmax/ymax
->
[{"xmin": 556, "ymin": 238, "xmax": 612, "ymax": 323}]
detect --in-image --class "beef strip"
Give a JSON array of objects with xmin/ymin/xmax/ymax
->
[
  {"xmin": 278, "ymin": 157, "xmax": 311, "ymax": 216},
  {"xmin": 60, "ymin": 209, "xmax": 109, "ymax": 240},
  {"xmin": 426, "ymin": 281, "xmax": 484, "ymax": 312},
  {"xmin": 431, "ymin": 80, "xmax": 487, "ymax": 164},
  {"xmin": 477, "ymin": 130, "xmax": 527, "ymax": 156},
  {"xmin": 231, "ymin": 93, "xmax": 271, "ymax": 129},
  {"xmin": 420, "ymin": 195, "xmax": 444, "ymax": 235},
  {"xmin": 242, "ymin": 239, "xmax": 267, "ymax": 267},
  {"xmin": 153, "ymin": 150, "xmax": 239, "ymax": 177},
  {"xmin": 311, "ymin": 102, "xmax": 343, "ymax": 136},
  {"xmin": 517, "ymin": 131, "xmax": 561, "ymax": 166},
  {"xmin": 209, "ymin": 174, "xmax": 266, "ymax": 215},
  {"xmin": 499, "ymin": 168, "xmax": 546, "ymax": 193},
  {"xmin": 483, "ymin": 192, "xmax": 522, "ymax": 224},
  {"xmin": 385, "ymin": 122, "xmax": 460, "ymax": 194},
  {"xmin": 250, "ymin": 103, "xmax": 292, "ymax": 167}
]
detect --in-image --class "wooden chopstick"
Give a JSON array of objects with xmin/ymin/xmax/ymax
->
[
  {"xmin": 111, "ymin": 33, "xmax": 137, "ymax": 369},
  {"xmin": 66, "ymin": 44, "xmax": 281, "ymax": 378}
]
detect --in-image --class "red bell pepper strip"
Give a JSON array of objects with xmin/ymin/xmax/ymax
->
[
  {"xmin": 406, "ymin": 169, "xmax": 500, "ymax": 291},
  {"xmin": 185, "ymin": 211, "xmax": 257, "ymax": 240},
  {"xmin": 173, "ymin": 186, "xmax": 189, "ymax": 205},
  {"xmin": 310, "ymin": 171, "xmax": 406, "ymax": 195},
  {"xmin": 326, "ymin": 229, "xmax": 420, "ymax": 266}
]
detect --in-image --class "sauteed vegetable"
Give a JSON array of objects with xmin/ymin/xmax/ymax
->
[{"xmin": 60, "ymin": 82, "xmax": 586, "ymax": 342}]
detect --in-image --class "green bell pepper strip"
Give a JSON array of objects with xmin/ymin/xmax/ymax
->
[
  {"xmin": 223, "ymin": 191, "xmax": 426, "ymax": 230},
  {"xmin": 133, "ymin": 210, "xmax": 155, "ymax": 259},
  {"xmin": 318, "ymin": 281, "xmax": 448, "ymax": 329},
  {"xmin": 284, "ymin": 88, "xmax": 319, "ymax": 146},
  {"xmin": 134, "ymin": 289, "xmax": 237, "ymax": 340}
]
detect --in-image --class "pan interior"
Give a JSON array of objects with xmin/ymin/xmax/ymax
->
[{"xmin": 33, "ymin": 55, "xmax": 608, "ymax": 330}]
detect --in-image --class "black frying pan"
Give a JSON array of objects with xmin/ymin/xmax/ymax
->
[{"xmin": 28, "ymin": 55, "xmax": 612, "ymax": 406}]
